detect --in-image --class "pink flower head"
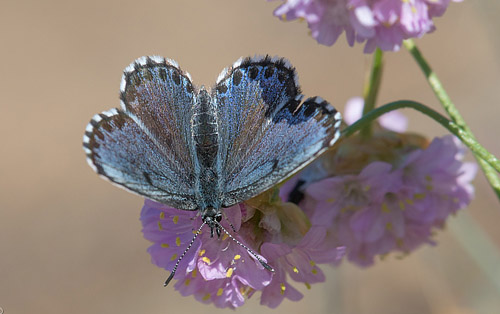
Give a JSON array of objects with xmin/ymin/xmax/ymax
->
[
  {"xmin": 272, "ymin": 0, "xmax": 461, "ymax": 53},
  {"xmin": 141, "ymin": 201, "xmax": 271, "ymax": 308},
  {"xmin": 398, "ymin": 136, "xmax": 477, "ymax": 224},
  {"xmin": 141, "ymin": 189, "xmax": 344, "ymax": 308},
  {"xmin": 281, "ymin": 98, "xmax": 477, "ymax": 266},
  {"xmin": 288, "ymin": 133, "xmax": 476, "ymax": 265}
]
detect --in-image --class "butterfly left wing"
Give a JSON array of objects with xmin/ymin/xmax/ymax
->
[
  {"xmin": 83, "ymin": 56, "xmax": 199, "ymax": 210},
  {"xmin": 213, "ymin": 56, "xmax": 342, "ymax": 207}
]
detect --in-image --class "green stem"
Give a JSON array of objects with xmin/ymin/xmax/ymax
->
[
  {"xmin": 480, "ymin": 166, "xmax": 500, "ymax": 199},
  {"xmin": 361, "ymin": 48, "xmax": 384, "ymax": 139},
  {"xmin": 403, "ymin": 40, "xmax": 467, "ymax": 129},
  {"xmin": 342, "ymin": 101, "xmax": 500, "ymax": 177},
  {"xmin": 403, "ymin": 39, "xmax": 500, "ymax": 200}
]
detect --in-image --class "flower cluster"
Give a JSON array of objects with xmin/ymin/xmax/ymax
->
[
  {"xmin": 283, "ymin": 98, "xmax": 477, "ymax": 265},
  {"xmin": 272, "ymin": 0, "xmax": 461, "ymax": 52},
  {"xmin": 141, "ymin": 189, "xmax": 344, "ymax": 308}
]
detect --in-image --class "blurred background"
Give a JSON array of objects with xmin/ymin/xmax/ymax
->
[{"xmin": 1, "ymin": 0, "xmax": 499, "ymax": 313}]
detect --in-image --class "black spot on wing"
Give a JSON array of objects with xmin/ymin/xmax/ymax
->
[
  {"xmin": 143, "ymin": 171, "xmax": 153, "ymax": 185},
  {"xmin": 277, "ymin": 71, "xmax": 287, "ymax": 83},
  {"xmin": 159, "ymin": 68, "xmax": 167, "ymax": 81},
  {"xmin": 232, "ymin": 69, "xmax": 243, "ymax": 86},
  {"xmin": 303, "ymin": 102, "xmax": 317, "ymax": 117},
  {"xmin": 248, "ymin": 66, "xmax": 259, "ymax": 80},
  {"xmin": 272, "ymin": 158, "xmax": 279, "ymax": 171},
  {"xmin": 264, "ymin": 65, "xmax": 275, "ymax": 79},
  {"xmin": 171, "ymin": 70, "xmax": 181, "ymax": 85},
  {"xmin": 216, "ymin": 84, "xmax": 228, "ymax": 94}
]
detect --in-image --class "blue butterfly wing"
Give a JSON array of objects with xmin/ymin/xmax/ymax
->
[
  {"xmin": 83, "ymin": 56, "xmax": 199, "ymax": 210},
  {"xmin": 214, "ymin": 56, "xmax": 342, "ymax": 207}
]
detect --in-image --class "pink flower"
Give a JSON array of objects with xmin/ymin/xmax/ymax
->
[
  {"xmin": 282, "ymin": 99, "xmax": 477, "ymax": 266},
  {"xmin": 271, "ymin": 0, "xmax": 461, "ymax": 53},
  {"xmin": 141, "ymin": 189, "xmax": 344, "ymax": 308},
  {"xmin": 302, "ymin": 135, "xmax": 476, "ymax": 265},
  {"xmin": 260, "ymin": 225, "xmax": 344, "ymax": 307},
  {"xmin": 141, "ymin": 201, "xmax": 271, "ymax": 308}
]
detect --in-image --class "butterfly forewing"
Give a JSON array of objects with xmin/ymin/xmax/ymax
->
[
  {"xmin": 120, "ymin": 57, "xmax": 199, "ymax": 186},
  {"xmin": 213, "ymin": 56, "xmax": 342, "ymax": 207}
]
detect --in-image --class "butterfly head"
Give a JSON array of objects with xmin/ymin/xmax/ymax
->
[{"xmin": 201, "ymin": 206, "xmax": 223, "ymax": 238}]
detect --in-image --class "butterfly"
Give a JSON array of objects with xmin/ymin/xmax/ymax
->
[{"xmin": 83, "ymin": 55, "xmax": 342, "ymax": 285}]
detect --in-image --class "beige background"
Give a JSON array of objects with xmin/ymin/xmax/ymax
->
[{"xmin": 1, "ymin": 1, "xmax": 500, "ymax": 313}]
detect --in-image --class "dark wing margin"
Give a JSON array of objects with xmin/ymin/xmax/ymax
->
[
  {"xmin": 83, "ymin": 56, "xmax": 199, "ymax": 210},
  {"xmin": 213, "ymin": 55, "xmax": 342, "ymax": 207}
]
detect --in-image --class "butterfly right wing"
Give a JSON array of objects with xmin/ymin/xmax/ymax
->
[
  {"xmin": 214, "ymin": 56, "xmax": 341, "ymax": 207},
  {"xmin": 83, "ymin": 57, "xmax": 199, "ymax": 210}
]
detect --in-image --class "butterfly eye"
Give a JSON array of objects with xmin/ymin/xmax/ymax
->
[{"xmin": 215, "ymin": 214, "xmax": 222, "ymax": 223}]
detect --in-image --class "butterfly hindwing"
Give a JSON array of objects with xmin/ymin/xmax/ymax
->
[
  {"xmin": 83, "ymin": 57, "xmax": 199, "ymax": 210},
  {"xmin": 214, "ymin": 56, "xmax": 342, "ymax": 207}
]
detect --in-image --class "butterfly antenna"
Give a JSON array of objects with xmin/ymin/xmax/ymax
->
[
  {"xmin": 221, "ymin": 211, "xmax": 237, "ymax": 233},
  {"xmin": 214, "ymin": 221, "xmax": 274, "ymax": 272},
  {"xmin": 164, "ymin": 221, "xmax": 206, "ymax": 287}
]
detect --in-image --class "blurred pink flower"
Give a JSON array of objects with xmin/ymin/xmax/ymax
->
[
  {"xmin": 272, "ymin": 0, "xmax": 461, "ymax": 52},
  {"xmin": 344, "ymin": 96, "xmax": 408, "ymax": 132},
  {"xmin": 280, "ymin": 96, "xmax": 477, "ymax": 265},
  {"xmin": 287, "ymin": 134, "xmax": 476, "ymax": 265}
]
